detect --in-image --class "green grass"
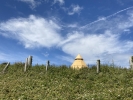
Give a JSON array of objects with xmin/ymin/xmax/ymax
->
[{"xmin": 0, "ymin": 63, "xmax": 133, "ymax": 100}]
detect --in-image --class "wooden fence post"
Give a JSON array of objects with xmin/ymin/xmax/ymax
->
[
  {"xmin": 28, "ymin": 55, "xmax": 32, "ymax": 67},
  {"xmin": 130, "ymin": 56, "xmax": 133, "ymax": 70},
  {"xmin": 2, "ymin": 62, "xmax": 10, "ymax": 73},
  {"xmin": 46, "ymin": 60, "xmax": 50, "ymax": 71},
  {"xmin": 97, "ymin": 60, "xmax": 100, "ymax": 73},
  {"xmin": 24, "ymin": 55, "xmax": 33, "ymax": 72},
  {"xmin": 24, "ymin": 58, "xmax": 28, "ymax": 72},
  {"xmin": 46, "ymin": 63, "xmax": 47, "ymax": 71}
]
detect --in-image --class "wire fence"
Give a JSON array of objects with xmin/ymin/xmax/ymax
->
[{"xmin": 0, "ymin": 58, "xmax": 131, "ymax": 68}]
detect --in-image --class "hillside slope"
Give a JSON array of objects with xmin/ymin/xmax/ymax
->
[{"xmin": 0, "ymin": 64, "xmax": 133, "ymax": 100}]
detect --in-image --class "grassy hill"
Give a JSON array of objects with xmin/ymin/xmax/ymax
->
[{"xmin": 0, "ymin": 63, "xmax": 133, "ymax": 100}]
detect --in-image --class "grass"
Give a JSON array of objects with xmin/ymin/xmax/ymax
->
[{"xmin": 0, "ymin": 63, "xmax": 133, "ymax": 100}]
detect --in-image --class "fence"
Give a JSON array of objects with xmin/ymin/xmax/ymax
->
[{"xmin": 0, "ymin": 56, "xmax": 133, "ymax": 73}]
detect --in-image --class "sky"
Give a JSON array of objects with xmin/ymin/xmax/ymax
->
[{"xmin": 0, "ymin": 0, "xmax": 133, "ymax": 67}]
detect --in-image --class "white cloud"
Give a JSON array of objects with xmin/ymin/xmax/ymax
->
[
  {"xmin": 53, "ymin": 0, "xmax": 64, "ymax": 5},
  {"xmin": 68, "ymin": 5, "xmax": 83, "ymax": 15},
  {"xmin": 117, "ymin": 0, "xmax": 133, "ymax": 6},
  {"xmin": 62, "ymin": 5, "xmax": 83, "ymax": 15},
  {"xmin": 42, "ymin": 52, "xmax": 49, "ymax": 57},
  {"xmin": 19, "ymin": 0, "xmax": 41, "ymax": 9},
  {"xmin": 0, "ymin": 15, "xmax": 62, "ymax": 48},
  {"xmin": 1, "ymin": 8, "xmax": 133, "ymax": 67},
  {"xmin": 59, "ymin": 30, "xmax": 133, "ymax": 67},
  {"xmin": 98, "ymin": 16, "xmax": 106, "ymax": 21},
  {"xmin": 59, "ymin": 9, "xmax": 133, "ymax": 67}
]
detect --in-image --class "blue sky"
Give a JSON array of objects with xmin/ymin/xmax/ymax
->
[{"xmin": 0, "ymin": 0, "xmax": 133, "ymax": 67}]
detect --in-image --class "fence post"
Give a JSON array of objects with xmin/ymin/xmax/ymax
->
[
  {"xmin": 46, "ymin": 60, "xmax": 50, "ymax": 71},
  {"xmin": 46, "ymin": 63, "xmax": 47, "ymax": 71},
  {"xmin": 28, "ymin": 55, "xmax": 32, "ymax": 67},
  {"xmin": 97, "ymin": 60, "xmax": 100, "ymax": 73},
  {"xmin": 130, "ymin": 56, "xmax": 133, "ymax": 70},
  {"xmin": 24, "ymin": 58, "xmax": 28, "ymax": 72},
  {"xmin": 2, "ymin": 62, "xmax": 10, "ymax": 73}
]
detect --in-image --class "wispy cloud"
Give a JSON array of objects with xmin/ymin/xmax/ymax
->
[
  {"xmin": 60, "ymin": 8, "xmax": 133, "ymax": 67},
  {"xmin": 0, "ymin": 52, "xmax": 10, "ymax": 62},
  {"xmin": 81, "ymin": 6, "xmax": 133, "ymax": 28},
  {"xmin": 42, "ymin": 52, "xmax": 49, "ymax": 57},
  {"xmin": 0, "ymin": 52, "xmax": 27, "ymax": 63},
  {"xmin": 59, "ymin": 30, "xmax": 133, "ymax": 67},
  {"xmin": 63, "ymin": 5, "xmax": 83, "ymax": 15},
  {"xmin": 69, "ymin": 5, "xmax": 83, "ymax": 15},
  {"xmin": 1, "ymin": 7, "xmax": 133, "ymax": 67},
  {"xmin": 0, "ymin": 51, "xmax": 46, "ymax": 65},
  {"xmin": 116, "ymin": 0, "xmax": 133, "ymax": 6},
  {"xmin": 19, "ymin": 0, "xmax": 41, "ymax": 9},
  {"xmin": 0, "ymin": 15, "xmax": 62, "ymax": 48},
  {"xmin": 53, "ymin": 0, "xmax": 64, "ymax": 5}
]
